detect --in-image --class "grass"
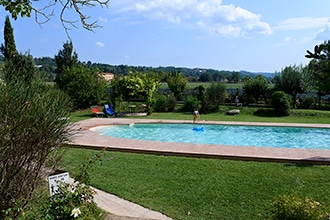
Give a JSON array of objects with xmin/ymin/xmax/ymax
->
[
  {"xmin": 69, "ymin": 106, "xmax": 330, "ymax": 124},
  {"xmin": 60, "ymin": 148, "xmax": 330, "ymax": 220},
  {"xmin": 144, "ymin": 109, "xmax": 330, "ymax": 124},
  {"xmin": 63, "ymin": 107, "xmax": 330, "ymax": 219}
]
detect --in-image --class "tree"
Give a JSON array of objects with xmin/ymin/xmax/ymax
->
[
  {"xmin": 231, "ymin": 71, "xmax": 240, "ymax": 83},
  {"xmin": 204, "ymin": 82, "xmax": 227, "ymax": 113},
  {"xmin": 0, "ymin": 16, "xmax": 17, "ymax": 61},
  {"xmin": 3, "ymin": 52, "xmax": 38, "ymax": 84},
  {"xmin": 301, "ymin": 64, "xmax": 317, "ymax": 93},
  {"xmin": 243, "ymin": 75, "xmax": 269, "ymax": 104},
  {"xmin": 55, "ymin": 41, "xmax": 79, "ymax": 89},
  {"xmin": 60, "ymin": 64, "xmax": 107, "ymax": 109},
  {"xmin": 0, "ymin": 17, "xmax": 38, "ymax": 84},
  {"xmin": 111, "ymin": 73, "xmax": 159, "ymax": 114},
  {"xmin": 198, "ymin": 72, "xmax": 213, "ymax": 82},
  {"xmin": 305, "ymin": 41, "xmax": 330, "ymax": 104},
  {"xmin": 212, "ymin": 72, "xmax": 226, "ymax": 82},
  {"xmin": 0, "ymin": 0, "xmax": 110, "ymax": 32},
  {"xmin": 273, "ymin": 65, "xmax": 305, "ymax": 108},
  {"xmin": 55, "ymin": 41, "xmax": 107, "ymax": 109},
  {"xmin": 166, "ymin": 71, "xmax": 187, "ymax": 99}
]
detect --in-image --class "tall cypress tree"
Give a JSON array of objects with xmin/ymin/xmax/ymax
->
[
  {"xmin": 0, "ymin": 16, "xmax": 17, "ymax": 60},
  {"xmin": 1, "ymin": 16, "xmax": 37, "ymax": 84}
]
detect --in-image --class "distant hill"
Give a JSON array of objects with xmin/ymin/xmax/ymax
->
[
  {"xmin": 0, "ymin": 55, "xmax": 275, "ymax": 81},
  {"xmin": 239, "ymin": 70, "xmax": 275, "ymax": 79}
]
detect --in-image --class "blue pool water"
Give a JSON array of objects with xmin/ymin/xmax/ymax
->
[{"xmin": 92, "ymin": 123, "xmax": 330, "ymax": 150}]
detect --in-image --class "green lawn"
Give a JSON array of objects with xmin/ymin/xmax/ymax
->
[
  {"xmin": 61, "ymin": 108, "xmax": 330, "ymax": 220},
  {"xmin": 70, "ymin": 106, "xmax": 330, "ymax": 124},
  {"xmin": 60, "ymin": 148, "xmax": 330, "ymax": 220}
]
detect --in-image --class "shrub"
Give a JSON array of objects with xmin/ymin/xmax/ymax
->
[
  {"xmin": 299, "ymin": 96, "xmax": 316, "ymax": 109},
  {"xmin": 271, "ymin": 91, "xmax": 291, "ymax": 116},
  {"xmin": 0, "ymin": 81, "xmax": 73, "ymax": 219},
  {"xmin": 41, "ymin": 151, "xmax": 108, "ymax": 219},
  {"xmin": 153, "ymin": 94, "xmax": 176, "ymax": 112},
  {"xmin": 41, "ymin": 181, "xmax": 99, "ymax": 220},
  {"xmin": 271, "ymin": 194, "xmax": 329, "ymax": 220},
  {"xmin": 180, "ymin": 96, "xmax": 200, "ymax": 112}
]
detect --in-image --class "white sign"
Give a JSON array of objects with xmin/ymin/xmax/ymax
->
[{"xmin": 48, "ymin": 171, "xmax": 70, "ymax": 196}]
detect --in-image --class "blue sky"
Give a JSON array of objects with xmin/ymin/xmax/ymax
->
[{"xmin": 1, "ymin": 0, "xmax": 330, "ymax": 72}]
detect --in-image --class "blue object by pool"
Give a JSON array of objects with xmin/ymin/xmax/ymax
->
[
  {"xmin": 193, "ymin": 126, "xmax": 204, "ymax": 131},
  {"xmin": 92, "ymin": 123, "xmax": 330, "ymax": 150}
]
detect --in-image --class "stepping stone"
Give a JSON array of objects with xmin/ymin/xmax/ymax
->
[{"xmin": 226, "ymin": 109, "xmax": 240, "ymax": 115}]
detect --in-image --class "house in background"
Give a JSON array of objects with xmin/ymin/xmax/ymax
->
[{"xmin": 102, "ymin": 73, "xmax": 115, "ymax": 81}]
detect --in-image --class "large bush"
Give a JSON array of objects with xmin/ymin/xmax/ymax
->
[
  {"xmin": 153, "ymin": 94, "xmax": 176, "ymax": 112},
  {"xmin": 0, "ymin": 80, "xmax": 73, "ymax": 218},
  {"xmin": 181, "ymin": 96, "xmax": 200, "ymax": 112},
  {"xmin": 271, "ymin": 91, "xmax": 291, "ymax": 116}
]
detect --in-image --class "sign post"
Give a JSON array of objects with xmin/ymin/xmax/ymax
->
[{"xmin": 48, "ymin": 171, "xmax": 70, "ymax": 196}]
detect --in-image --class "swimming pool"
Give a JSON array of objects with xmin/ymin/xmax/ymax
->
[{"xmin": 92, "ymin": 123, "xmax": 330, "ymax": 150}]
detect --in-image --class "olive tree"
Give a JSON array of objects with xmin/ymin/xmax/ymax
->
[
  {"xmin": 166, "ymin": 71, "xmax": 187, "ymax": 99},
  {"xmin": 273, "ymin": 65, "xmax": 305, "ymax": 108},
  {"xmin": 243, "ymin": 75, "xmax": 269, "ymax": 104},
  {"xmin": 204, "ymin": 82, "xmax": 227, "ymax": 113}
]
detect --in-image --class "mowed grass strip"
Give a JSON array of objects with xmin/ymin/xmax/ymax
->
[
  {"xmin": 60, "ymin": 148, "xmax": 330, "ymax": 220},
  {"xmin": 70, "ymin": 107, "xmax": 330, "ymax": 124}
]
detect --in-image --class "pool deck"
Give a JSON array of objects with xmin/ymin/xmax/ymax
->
[{"xmin": 71, "ymin": 118, "xmax": 330, "ymax": 165}]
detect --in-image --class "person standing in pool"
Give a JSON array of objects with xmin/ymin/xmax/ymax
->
[{"xmin": 193, "ymin": 109, "xmax": 200, "ymax": 123}]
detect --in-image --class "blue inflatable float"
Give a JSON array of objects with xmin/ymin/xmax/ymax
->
[{"xmin": 193, "ymin": 126, "xmax": 204, "ymax": 131}]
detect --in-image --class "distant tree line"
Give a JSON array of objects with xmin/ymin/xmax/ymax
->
[{"xmin": 0, "ymin": 55, "xmax": 274, "ymax": 83}]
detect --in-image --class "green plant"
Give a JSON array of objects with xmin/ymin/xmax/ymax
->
[
  {"xmin": 60, "ymin": 148, "xmax": 330, "ymax": 220},
  {"xmin": 42, "ymin": 151, "xmax": 108, "ymax": 220},
  {"xmin": 1, "ymin": 199, "xmax": 26, "ymax": 220},
  {"xmin": 0, "ymin": 80, "xmax": 73, "ymax": 218},
  {"xmin": 42, "ymin": 181, "xmax": 98, "ymax": 220},
  {"xmin": 75, "ymin": 150, "xmax": 107, "ymax": 185},
  {"xmin": 271, "ymin": 194, "xmax": 330, "ymax": 220},
  {"xmin": 180, "ymin": 95, "xmax": 200, "ymax": 112},
  {"xmin": 271, "ymin": 91, "xmax": 291, "ymax": 116},
  {"xmin": 153, "ymin": 94, "xmax": 176, "ymax": 112}
]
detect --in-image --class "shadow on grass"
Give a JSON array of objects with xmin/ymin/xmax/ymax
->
[
  {"xmin": 253, "ymin": 109, "xmax": 286, "ymax": 118},
  {"xmin": 284, "ymin": 163, "xmax": 315, "ymax": 168}
]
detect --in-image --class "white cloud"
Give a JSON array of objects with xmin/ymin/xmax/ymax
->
[
  {"xmin": 274, "ymin": 17, "xmax": 328, "ymax": 31},
  {"xmin": 98, "ymin": 16, "xmax": 108, "ymax": 23},
  {"xmin": 123, "ymin": 0, "xmax": 271, "ymax": 37},
  {"xmin": 315, "ymin": 21, "xmax": 330, "ymax": 40},
  {"xmin": 96, "ymin": 41, "xmax": 105, "ymax": 47},
  {"xmin": 275, "ymin": 35, "xmax": 312, "ymax": 47}
]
